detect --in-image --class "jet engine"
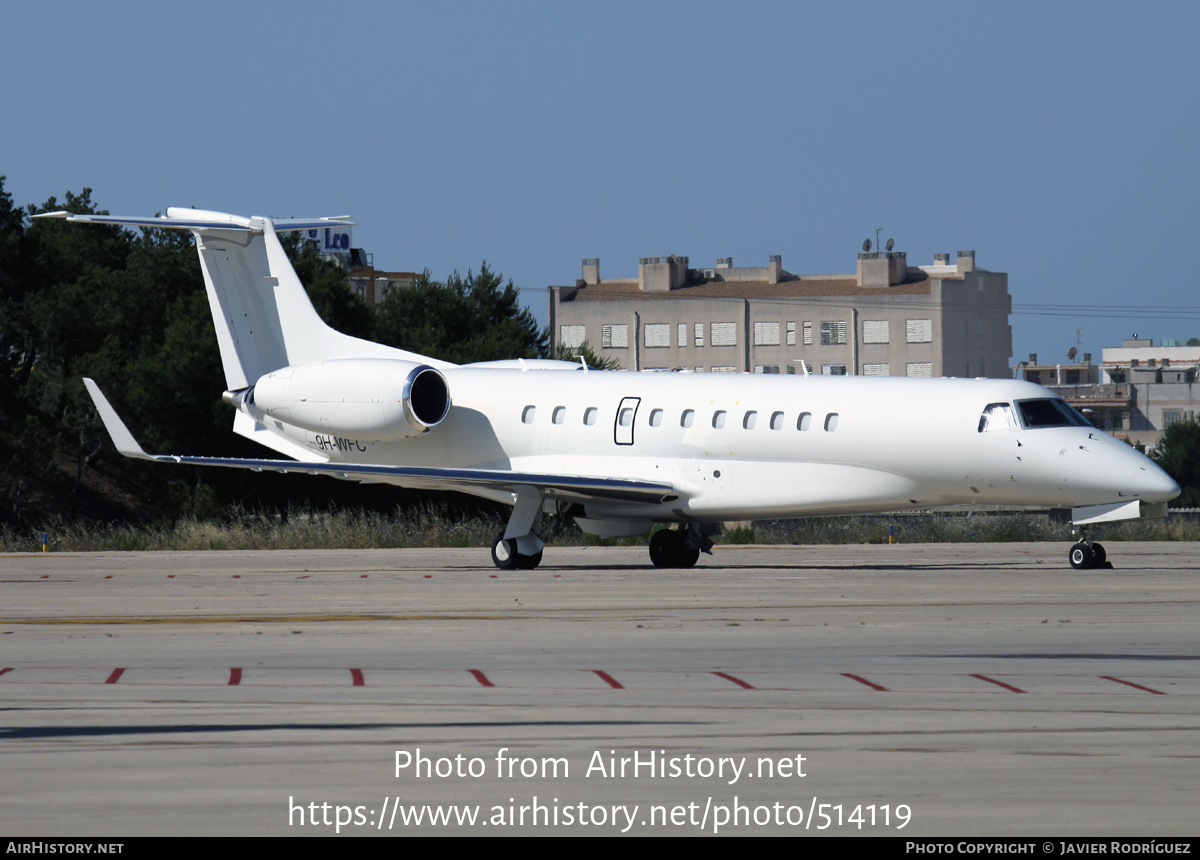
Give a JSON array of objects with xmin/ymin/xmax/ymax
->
[{"xmin": 246, "ymin": 359, "xmax": 450, "ymax": 441}]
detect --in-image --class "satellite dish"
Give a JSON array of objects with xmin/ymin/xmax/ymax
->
[
  {"xmin": 862, "ymin": 239, "xmax": 872, "ymax": 252},
  {"xmin": 1067, "ymin": 347, "xmax": 1078, "ymax": 361},
  {"xmin": 885, "ymin": 238, "xmax": 894, "ymax": 251}
]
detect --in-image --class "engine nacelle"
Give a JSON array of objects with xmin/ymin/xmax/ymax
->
[{"xmin": 248, "ymin": 359, "xmax": 450, "ymax": 441}]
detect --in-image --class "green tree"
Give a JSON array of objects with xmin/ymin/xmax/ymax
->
[
  {"xmin": 552, "ymin": 339, "xmax": 623, "ymax": 370},
  {"xmin": 1150, "ymin": 419, "xmax": 1200, "ymax": 507},
  {"xmin": 372, "ymin": 264, "xmax": 546, "ymax": 363}
]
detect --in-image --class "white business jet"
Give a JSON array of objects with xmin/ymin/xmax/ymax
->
[{"xmin": 38, "ymin": 208, "xmax": 1179, "ymax": 571}]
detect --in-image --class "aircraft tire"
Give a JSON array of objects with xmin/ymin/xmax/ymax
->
[
  {"xmin": 514, "ymin": 549, "xmax": 543, "ymax": 570},
  {"xmin": 491, "ymin": 535, "xmax": 519, "ymax": 570},
  {"xmin": 649, "ymin": 529, "xmax": 681, "ymax": 568},
  {"xmin": 675, "ymin": 547, "xmax": 700, "ymax": 569},
  {"xmin": 1092, "ymin": 542, "xmax": 1107, "ymax": 565},
  {"xmin": 1069, "ymin": 542, "xmax": 1095, "ymax": 570}
]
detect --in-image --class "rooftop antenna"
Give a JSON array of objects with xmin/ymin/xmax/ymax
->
[{"xmin": 875, "ymin": 226, "xmax": 885, "ymax": 251}]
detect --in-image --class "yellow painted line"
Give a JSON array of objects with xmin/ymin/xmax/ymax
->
[{"xmin": 0, "ymin": 614, "xmax": 526, "ymax": 625}]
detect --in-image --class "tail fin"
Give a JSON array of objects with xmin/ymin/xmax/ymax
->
[{"xmin": 37, "ymin": 208, "xmax": 448, "ymax": 390}]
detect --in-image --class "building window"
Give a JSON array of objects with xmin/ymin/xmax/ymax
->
[
  {"xmin": 601, "ymin": 324, "xmax": 628, "ymax": 349},
  {"xmin": 644, "ymin": 323, "xmax": 670, "ymax": 348},
  {"xmin": 1164, "ymin": 411, "xmax": 1183, "ymax": 428},
  {"xmin": 677, "ymin": 323, "xmax": 687, "ymax": 347},
  {"xmin": 560, "ymin": 325, "xmax": 586, "ymax": 349},
  {"xmin": 694, "ymin": 323, "xmax": 704, "ymax": 347},
  {"xmin": 711, "ymin": 322, "xmax": 737, "ymax": 347},
  {"xmin": 711, "ymin": 366, "xmax": 736, "ymax": 373},
  {"xmin": 802, "ymin": 321, "xmax": 812, "ymax": 345},
  {"xmin": 906, "ymin": 319, "xmax": 933, "ymax": 343},
  {"xmin": 786, "ymin": 321, "xmax": 796, "ymax": 346},
  {"xmin": 753, "ymin": 321, "xmax": 780, "ymax": 346},
  {"xmin": 820, "ymin": 321, "xmax": 847, "ymax": 345},
  {"xmin": 906, "ymin": 362, "xmax": 932, "ymax": 377},
  {"xmin": 754, "ymin": 365, "xmax": 780, "ymax": 374},
  {"xmin": 862, "ymin": 320, "xmax": 889, "ymax": 344},
  {"xmin": 822, "ymin": 364, "xmax": 847, "ymax": 375},
  {"xmin": 863, "ymin": 363, "xmax": 889, "ymax": 376}
]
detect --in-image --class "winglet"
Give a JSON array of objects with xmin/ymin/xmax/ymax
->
[{"xmin": 82, "ymin": 378, "xmax": 153, "ymax": 460}]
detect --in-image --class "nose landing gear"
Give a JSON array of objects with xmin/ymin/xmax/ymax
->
[{"xmin": 1068, "ymin": 534, "xmax": 1111, "ymax": 570}]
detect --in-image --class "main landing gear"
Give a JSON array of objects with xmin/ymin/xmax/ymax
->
[
  {"xmin": 649, "ymin": 524, "xmax": 715, "ymax": 569},
  {"xmin": 491, "ymin": 533, "xmax": 543, "ymax": 570}
]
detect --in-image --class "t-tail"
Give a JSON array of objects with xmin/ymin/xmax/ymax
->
[{"xmin": 34, "ymin": 208, "xmax": 449, "ymax": 392}]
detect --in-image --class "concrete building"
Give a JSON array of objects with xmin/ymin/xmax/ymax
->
[
  {"xmin": 1015, "ymin": 338, "xmax": 1200, "ymax": 445},
  {"xmin": 347, "ymin": 264, "xmax": 419, "ymax": 306},
  {"xmin": 548, "ymin": 248, "xmax": 1012, "ymax": 378}
]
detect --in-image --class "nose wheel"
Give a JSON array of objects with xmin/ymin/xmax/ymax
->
[{"xmin": 1068, "ymin": 540, "xmax": 1109, "ymax": 570}]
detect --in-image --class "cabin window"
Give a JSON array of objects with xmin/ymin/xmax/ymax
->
[
  {"xmin": 797, "ymin": 412, "xmax": 812, "ymax": 431},
  {"xmin": 649, "ymin": 408, "xmax": 663, "ymax": 427},
  {"xmin": 552, "ymin": 406, "xmax": 565, "ymax": 425},
  {"xmin": 618, "ymin": 407, "xmax": 635, "ymax": 427},
  {"xmin": 522, "ymin": 406, "xmax": 536, "ymax": 424},
  {"xmin": 978, "ymin": 402, "xmax": 1018, "ymax": 432},
  {"xmin": 584, "ymin": 407, "xmax": 598, "ymax": 426},
  {"xmin": 824, "ymin": 413, "xmax": 839, "ymax": 431},
  {"xmin": 681, "ymin": 409, "xmax": 695, "ymax": 428},
  {"xmin": 712, "ymin": 410, "xmax": 727, "ymax": 429},
  {"xmin": 743, "ymin": 411, "xmax": 757, "ymax": 429},
  {"xmin": 770, "ymin": 411, "xmax": 784, "ymax": 430}
]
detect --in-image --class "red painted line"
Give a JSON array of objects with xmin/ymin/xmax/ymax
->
[
  {"xmin": 360, "ymin": 574, "xmax": 368, "ymax": 578},
  {"xmin": 350, "ymin": 668, "xmax": 365, "ymax": 686},
  {"xmin": 1101, "ymin": 675, "xmax": 1166, "ymax": 695},
  {"xmin": 712, "ymin": 671, "xmax": 754, "ymax": 689},
  {"xmin": 105, "ymin": 668, "xmax": 125, "ymax": 685},
  {"xmin": 842, "ymin": 672, "xmax": 888, "ymax": 691},
  {"xmin": 167, "ymin": 575, "xmax": 175, "ymax": 579},
  {"xmin": 970, "ymin": 673, "xmax": 1026, "ymax": 693},
  {"xmin": 104, "ymin": 575, "xmax": 113, "ymax": 579},
  {"xmin": 593, "ymin": 670, "xmax": 624, "ymax": 689},
  {"xmin": 489, "ymin": 575, "xmax": 497, "ymax": 579},
  {"xmin": 297, "ymin": 575, "xmax": 310, "ymax": 579},
  {"xmin": 228, "ymin": 668, "xmax": 242, "ymax": 686},
  {"xmin": 468, "ymin": 669, "xmax": 494, "ymax": 688},
  {"xmin": 424, "ymin": 575, "xmax": 432, "ymax": 579},
  {"xmin": 0, "ymin": 668, "xmax": 13, "ymax": 678},
  {"xmin": 232, "ymin": 575, "xmax": 241, "ymax": 579},
  {"xmin": 39, "ymin": 575, "xmax": 49, "ymax": 579}
]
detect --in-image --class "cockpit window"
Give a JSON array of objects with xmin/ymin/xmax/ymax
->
[
  {"xmin": 1014, "ymin": 398, "xmax": 1091, "ymax": 429},
  {"xmin": 978, "ymin": 402, "xmax": 1018, "ymax": 432}
]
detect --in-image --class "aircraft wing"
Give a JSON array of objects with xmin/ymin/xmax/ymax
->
[{"xmin": 83, "ymin": 379, "xmax": 674, "ymax": 506}]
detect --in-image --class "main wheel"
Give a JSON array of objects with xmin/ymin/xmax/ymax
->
[
  {"xmin": 649, "ymin": 529, "xmax": 681, "ymax": 568},
  {"xmin": 1092, "ymin": 542, "xmax": 1107, "ymax": 565},
  {"xmin": 514, "ymin": 549, "xmax": 543, "ymax": 569},
  {"xmin": 1069, "ymin": 543, "xmax": 1095, "ymax": 570},
  {"xmin": 491, "ymin": 534, "xmax": 518, "ymax": 570}
]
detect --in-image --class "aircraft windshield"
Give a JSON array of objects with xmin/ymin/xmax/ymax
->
[
  {"xmin": 1014, "ymin": 398, "xmax": 1092, "ymax": 429},
  {"xmin": 978, "ymin": 402, "xmax": 1018, "ymax": 432}
]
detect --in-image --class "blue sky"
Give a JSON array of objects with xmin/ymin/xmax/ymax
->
[{"xmin": 4, "ymin": 1, "xmax": 1197, "ymax": 366}]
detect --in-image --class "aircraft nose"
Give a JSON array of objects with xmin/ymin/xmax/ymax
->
[{"xmin": 1130, "ymin": 460, "xmax": 1180, "ymax": 503}]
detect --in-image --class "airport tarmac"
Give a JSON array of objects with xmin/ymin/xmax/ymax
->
[{"xmin": 1, "ymin": 542, "xmax": 1197, "ymax": 837}]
